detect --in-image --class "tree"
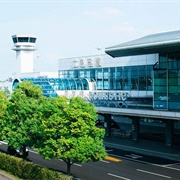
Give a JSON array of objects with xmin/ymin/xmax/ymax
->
[
  {"xmin": 36, "ymin": 96, "xmax": 107, "ymax": 175},
  {"xmin": 2, "ymin": 81, "xmax": 45, "ymax": 158},
  {"xmin": 0, "ymin": 89, "xmax": 9, "ymax": 140}
]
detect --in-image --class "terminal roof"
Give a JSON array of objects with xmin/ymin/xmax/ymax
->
[{"xmin": 105, "ymin": 30, "xmax": 180, "ymax": 57}]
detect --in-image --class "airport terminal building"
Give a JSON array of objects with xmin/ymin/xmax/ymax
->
[
  {"xmin": 3, "ymin": 30, "xmax": 180, "ymax": 146},
  {"xmin": 57, "ymin": 30, "xmax": 180, "ymax": 146}
]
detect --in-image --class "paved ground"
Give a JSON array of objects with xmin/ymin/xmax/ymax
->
[
  {"xmin": 0, "ymin": 172, "xmax": 15, "ymax": 180},
  {"xmin": 104, "ymin": 136, "xmax": 180, "ymax": 162},
  {"xmin": 1, "ymin": 135, "xmax": 180, "ymax": 179}
]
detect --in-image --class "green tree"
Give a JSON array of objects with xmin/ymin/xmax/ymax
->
[
  {"xmin": 0, "ymin": 89, "xmax": 9, "ymax": 140},
  {"xmin": 2, "ymin": 81, "xmax": 45, "ymax": 158},
  {"xmin": 36, "ymin": 96, "xmax": 107, "ymax": 175}
]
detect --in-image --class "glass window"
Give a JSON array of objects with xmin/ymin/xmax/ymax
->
[
  {"xmin": 68, "ymin": 71, "xmax": 74, "ymax": 78},
  {"xmin": 73, "ymin": 70, "xmax": 78, "ymax": 78},
  {"xmin": 79, "ymin": 70, "xmax": 85, "ymax": 78},
  {"xmin": 13, "ymin": 37, "xmax": 17, "ymax": 43},
  {"xmin": 90, "ymin": 69, "xmax": 95, "ymax": 80},
  {"xmin": 96, "ymin": 69, "xmax": 103, "ymax": 79},
  {"xmin": 110, "ymin": 67, "xmax": 116, "ymax": 90},
  {"xmin": 103, "ymin": 80, "xmax": 108, "ymax": 90},
  {"xmin": 154, "ymin": 85, "xmax": 167, "ymax": 93},
  {"xmin": 18, "ymin": 37, "xmax": 29, "ymax": 42},
  {"xmin": 97, "ymin": 81, "xmax": 103, "ymax": 90},
  {"xmin": 139, "ymin": 66, "xmax": 146, "ymax": 90},
  {"xmin": 30, "ymin": 37, "xmax": 36, "ymax": 43},
  {"xmin": 103, "ymin": 68, "xmax": 108, "ymax": 79},
  {"xmin": 131, "ymin": 66, "xmax": 138, "ymax": 90}
]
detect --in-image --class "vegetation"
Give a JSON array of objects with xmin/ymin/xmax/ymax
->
[
  {"xmin": 36, "ymin": 96, "xmax": 106, "ymax": 174},
  {"xmin": 0, "ymin": 152, "xmax": 72, "ymax": 180},
  {"xmin": 0, "ymin": 89, "xmax": 9, "ymax": 139},
  {"xmin": 0, "ymin": 81, "xmax": 107, "ymax": 175},
  {"xmin": 1, "ymin": 81, "xmax": 45, "ymax": 158}
]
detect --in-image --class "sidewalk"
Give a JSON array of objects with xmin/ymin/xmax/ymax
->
[
  {"xmin": 0, "ymin": 172, "xmax": 15, "ymax": 180},
  {"xmin": 104, "ymin": 136, "xmax": 180, "ymax": 162}
]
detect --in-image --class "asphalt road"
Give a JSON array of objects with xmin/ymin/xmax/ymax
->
[{"xmin": 0, "ymin": 141, "xmax": 180, "ymax": 180}]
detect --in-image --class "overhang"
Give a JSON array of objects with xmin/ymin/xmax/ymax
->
[
  {"xmin": 97, "ymin": 107, "xmax": 180, "ymax": 121},
  {"xmin": 105, "ymin": 30, "xmax": 180, "ymax": 57}
]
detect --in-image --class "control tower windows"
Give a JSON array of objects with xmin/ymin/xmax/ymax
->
[
  {"xmin": 12, "ymin": 37, "xmax": 17, "ymax": 43},
  {"xmin": 17, "ymin": 37, "xmax": 29, "ymax": 42},
  {"xmin": 30, "ymin": 37, "xmax": 36, "ymax": 43}
]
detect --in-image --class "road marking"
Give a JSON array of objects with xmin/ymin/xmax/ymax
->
[
  {"xmin": 131, "ymin": 154, "xmax": 143, "ymax": 158},
  {"xmin": 105, "ymin": 142, "xmax": 180, "ymax": 159},
  {"xmin": 106, "ymin": 149, "xmax": 113, "ymax": 152},
  {"xmin": 74, "ymin": 163, "xmax": 82, "ymax": 167},
  {"xmin": 125, "ymin": 154, "xmax": 142, "ymax": 159},
  {"xmin": 108, "ymin": 173, "xmax": 131, "ymax": 180},
  {"xmin": 105, "ymin": 156, "xmax": 122, "ymax": 162},
  {"xmin": 162, "ymin": 166, "xmax": 180, "ymax": 172},
  {"xmin": 0, "ymin": 141, "xmax": 8, "ymax": 144},
  {"xmin": 58, "ymin": 159, "xmax": 82, "ymax": 167},
  {"xmin": 101, "ymin": 160, "xmax": 110, "ymax": 163},
  {"xmin": 137, "ymin": 169, "xmax": 171, "ymax": 179},
  {"xmin": 163, "ymin": 162, "xmax": 180, "ymax": 167},
  {"xmin": 29, "ymin": 150, "xmax": 39, "ymax": 154}
]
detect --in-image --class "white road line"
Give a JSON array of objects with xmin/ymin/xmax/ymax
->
[
  {"xmin": 108, "ymin": 173, "xmax": 131, "ymax": 180},
  {"xmin": 29, "ymin": 150, "xmax": 39, "ymax": 154},
  {"xmin": 58, "ymin": 159, "xmax": 82, "ymax": 167},
  {"xmin": 125, "ymin": 154, "xmax": 141, "ymax": 159},
  {"xmin": 0, "ymin": 141, "xmax": 8, "ymax": 144},
  {"xmin": 108, "ymin": 153, "xmax": 158, "ymax": 166},
  {"xmin": 131, "ymin": 154, "xmax": 143, "ymax": 158},
  {"xmin": 74, "ymin": 163, "xmax": 82, "ymax": 167},
  {"xmin": 137, "ymin": 169, "xmax": 171, "ymax": 179},
  {"xmin": 101, "ymin": 160, "xmax": 110, "ymax": 163},
  {"xmin": 162, "ymin": 166, "xmax": 180, "ymax": 172},
  {"xmin": 163, "ymin": 162, "xmax": 180, "ymax": 167},
  {"xmin": 106, "ymin": 149, "xmax": 113, "ymax": 152}
]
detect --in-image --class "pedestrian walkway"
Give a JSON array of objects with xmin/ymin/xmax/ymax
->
[
  {"xmin": 0, "ymin": 171, "xmax": 15, "ymax": 180},
  {"xmin": 103, "ymin": 136, "xmax": 180, "ymax": 162}
]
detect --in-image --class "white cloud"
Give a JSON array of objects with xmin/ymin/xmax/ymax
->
[
  {"xmin": 103, "ymin": 7, "xmax": 123, "ymax": 16},
  {"xmin": 113, "ymin": 21, "xmax": 138, "ymax": 33},
  {"xmin": 85, "ymin": 7, "xmax": 123, "ymax": 20}
]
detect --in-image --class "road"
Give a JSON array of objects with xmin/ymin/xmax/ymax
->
[{"xmin": 0, "ymin": 141, "xmax": 180, "ymax": 180}]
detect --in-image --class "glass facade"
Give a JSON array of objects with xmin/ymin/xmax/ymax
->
[
  {"xmin": 154, "ymin": 53, "xmax": 180, "ymax": 110},
  {"xmin": 59, "ymin": 65, "xmax": 153, "ymax": 91},
  {"xmin": 13, "ymin": 78, "xmax": 89, "ymax": 98},
  {"xmin": 12, "ymin": 36, "xmax": 36, "ymax": 43}
]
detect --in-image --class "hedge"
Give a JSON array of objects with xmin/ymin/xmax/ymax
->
[{"xmin": 0, "ymin": 152, "xmax": 72, "ymax": 180}]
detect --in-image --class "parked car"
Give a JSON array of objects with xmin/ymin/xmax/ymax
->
[{"xmin": 7, "ymin": 145, "xmax": 29, "ymax": 157}]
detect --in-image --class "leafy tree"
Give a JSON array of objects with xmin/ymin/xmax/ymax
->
[
  {"xmin": 2, "ymin": 81, "xmax": 45, "ymax": 158},
  {"xmin": 36, "ymin": 96, "xmax": 107, "ymax": 175},
  {"xmin": 0, "ymin": 89, "xmax": 9, "ymax": 140}
]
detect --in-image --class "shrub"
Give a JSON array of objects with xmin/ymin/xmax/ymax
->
[{"xmin": 0, "ymin": 152, "xmax": 72, "ymax": 180}]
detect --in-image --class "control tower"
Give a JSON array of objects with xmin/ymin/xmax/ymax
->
[{"xmin": 12, "ymin": 35, "xmax": 37, "ymax": 75}]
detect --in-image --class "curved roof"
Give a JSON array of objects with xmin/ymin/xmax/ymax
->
[
  {"xmin": 105, "ymin": 30, "xmax": 180, "ymax": 57},
  {"xmin": 13, "ymin": 77, "xmax": 89, "ymax": 98}
]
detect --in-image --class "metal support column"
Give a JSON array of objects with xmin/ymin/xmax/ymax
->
[
  {"xmin": 104, "ymin": 114, "xmax": 111, "ymax": 137},
  {"xmin": 131, "ymin": 117, "xmax": 140, "ymax": 141},
  {"xmin": 165, "ymin": 119, "xmax": 174, "ymax": 146}
]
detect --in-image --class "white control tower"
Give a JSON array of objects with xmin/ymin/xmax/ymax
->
[{"xmin": 12, "ymin": 35, "xmax": 37, "ymax": 75}]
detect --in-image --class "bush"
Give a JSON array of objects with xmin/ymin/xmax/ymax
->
[{"xmin": 0, "ymin": 152, "xmax": 72, "ymax": 180}]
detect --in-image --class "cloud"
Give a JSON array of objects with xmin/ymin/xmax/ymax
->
[
  {"xmin": 85, "ymin": 7, "xmax": 123, "ymax": 20},
  {"xmin": 113, "ymin": 21, "xmax": 138, "ymax": 33}
]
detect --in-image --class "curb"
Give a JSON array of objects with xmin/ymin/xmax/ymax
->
[
  {"xmin": 0, "ymin": 172, "xmax": 15, "ymax": 180},
  {"xmin": 104, "ymin": 141, "xmax": 180, "ymax": 162}
]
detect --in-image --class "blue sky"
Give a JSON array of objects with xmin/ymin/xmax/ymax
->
[{"xmin": 0, "ymin": 0, "xmax": 180, "ymax": 80}]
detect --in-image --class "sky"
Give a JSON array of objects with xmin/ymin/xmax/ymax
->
[{"xmin": 0, "ymin": 0, "xmax": 180, "ymax": 80}]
